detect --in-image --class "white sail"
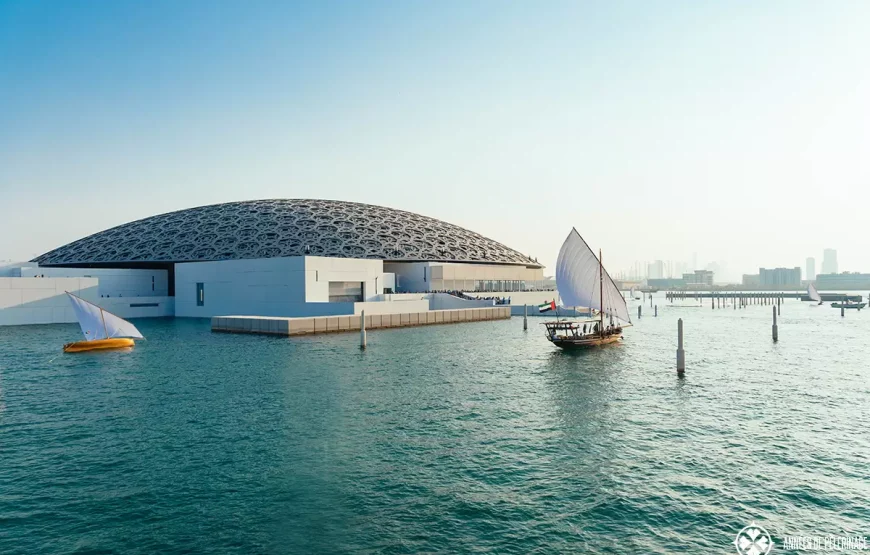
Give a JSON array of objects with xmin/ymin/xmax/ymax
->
[
  {"xmin": 66, "ymin": 292, "xmax": 144, "ymax": 341},
  {"xmin": 67, "ymin": 293, "xmax": 108, "ymax": 340},
  {"xmin": 555, "ymin": 228, "xmax": 632, "ymax": 323},
  {"xmin": 807, "ymin": 283, "xmax": 821, "ymax": 303}
]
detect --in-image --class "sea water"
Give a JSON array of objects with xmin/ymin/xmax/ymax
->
[{"xmin": 1, "ymin": 299, "xmax": 868, "ymax": 553}]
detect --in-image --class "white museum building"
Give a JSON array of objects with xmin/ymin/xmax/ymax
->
[{"xmin": 1, "ymin": 199, "xmax": 553, "ymax": 326}]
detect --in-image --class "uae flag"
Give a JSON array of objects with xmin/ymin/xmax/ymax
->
[{"xmin": 538, "ymin": 300, "xmax": 556, "ymax": 313}]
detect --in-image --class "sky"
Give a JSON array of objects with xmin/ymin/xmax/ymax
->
[{"xmin": 1, "ymin": 0, "xmax": 869, "ymax": 281}]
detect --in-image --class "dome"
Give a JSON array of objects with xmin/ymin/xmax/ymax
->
[{"xmin": 33, "ymin": 199, "xmax": 541, "ymax": 267}]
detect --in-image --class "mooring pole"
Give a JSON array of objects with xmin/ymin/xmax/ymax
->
[
  {"xmin": 638, "ymin": 305, "xmax": 642, "ymax": 319},
  {"xmin": 772, "ymin": 305, "xmax": 778, "ymax": 342},
  {"xmin": 360, "ymin": 310, "xmax": 367, "ymax": 349},
  {"xmin": 523, "ymin": 304, "xmax": 528, "ymax": 331},
  {"xmin": 676, "ymin": 318, "xmax": 685, "ymax": 376},
  {"xmin": 655, "ymin": 305, "xmax": 658, "ymax": 317}
]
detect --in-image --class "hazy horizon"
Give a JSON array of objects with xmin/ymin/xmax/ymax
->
[{"xmin": 2, "ymin": 1, "xmax": 869, "ymax": 281}]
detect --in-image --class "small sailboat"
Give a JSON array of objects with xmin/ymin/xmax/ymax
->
[
  {"xmin": 807, "ymin": 283, "xmax": 823, "ymax": 305},
  {"xmin": 630, "ymin": 287, "xmax": 640, "ymax": 301},
  {"xmin": 544, "ymin": 228, "xmax": 631, "ymax": 349},
  {"xmin": 63, "ymin": 292, "xmax": 144, "ymax": 353}
]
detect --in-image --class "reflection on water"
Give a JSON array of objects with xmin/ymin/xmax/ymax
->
[{"xmin": 1, "ymin": 303, "xmax": 869, "ymax": 553}]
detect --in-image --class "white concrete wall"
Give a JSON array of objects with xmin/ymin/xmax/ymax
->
[
  {"xmin": 0, "ymin": 277, "xmax": 174, "ymax": 325},
  {"xmin": 100, "ymin": 297, "xmax": 175, "ymax": 319},
  {"xmin": 464, "ymin": 291, "xmax": 560, "ymax": 306},
  {"xmin": 0, "ymin": 263, "xmax": 24, "ymax": 277},
  {"xmin": 429, "ymin": 293, "xmax": 494, "ymax": 310},
  {"xmin": 370, "ymin": 293, "xmax": 429, "ymax": 302},
  {"xmin": 303, "ymin": 256, "xmax": 385, "ymax": 302},
  {"xmin": 17, "ymin": 266, "xmax": 168, "ymax": 297},
  {"xmin": 175, "ymin": 257, "xmax": 307, "ymax": 318},
  {"xmin": 175, "ymin": 256, "xmax": 427, "ymax": 318},
  {"xmin": 352, "ymin": 299, "xmax": 429, "ymax": 315},
  {"xmin": 381, "ymin": 272, "xmax": 396, "ymax": 292},
  {"xmin": 385, "ymin": 261, "xmax": 546, "ymax": 293},
  {"xmin": 0, "ymin": 277, "xmax": 99, "ymax": 325},
  {"xmin": 384, "ymin": 262, "xmax": 430, "ymax": 292}
]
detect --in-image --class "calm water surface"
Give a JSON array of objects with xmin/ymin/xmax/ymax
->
[{"xmin": 1, "ymin": 298, "xmax": 868, "ymax": 553}]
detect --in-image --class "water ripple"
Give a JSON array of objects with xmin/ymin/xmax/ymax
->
[{"xmin": 1, "ymin": 302, "xmax": 869, "ymax": 553}]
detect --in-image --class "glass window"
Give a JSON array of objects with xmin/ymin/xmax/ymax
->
[{"xmin": 328, "ymin": 281, "xmax": 363, "ymax": 303}]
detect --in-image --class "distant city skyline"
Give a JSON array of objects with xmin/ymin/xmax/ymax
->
[
  {"xmin": 2, "ymin": 2, "xmax": 870, "ymax": 275},
  {"xmin": 617, "ymin": 248, "xmax": 846, "ymax": 284},
  {"xmin": 822, "ymin": 249, "xmax": 839, "ymax": 275}
]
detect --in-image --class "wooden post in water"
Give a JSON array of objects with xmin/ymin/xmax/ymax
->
[
  {"xmin": 777, "ymin": 297, "xmax": 781, "ymax": 316},
  {"xmin": 360, "ymin": 310, "xmax": 367, "ymax": 349},
  {"xmin": 676, "ymin": 318, "xmax": 685, "ymax": 376},
  {"xmin": 772, "ymin": 305, "xmax": 778, "ymax": 342},
  {"xmin": 655, "ymin": 305, "xmax": 658, "ymax": 317},
  {"xmin": 638, "ymin": 305, "xmax": 642, "ymax": 319},
  {"xmin": 523, "ymin": 304, "xmax": 528, "ymax": 331}
]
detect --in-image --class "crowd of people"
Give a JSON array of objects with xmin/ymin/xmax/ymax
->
[
  {"xmin": 400, "ymin": 288, "xmax": 567, "ymax": 305},
  {"xmin": 437, "ymin": 290, "xmax": 511, "ymax": 304}
]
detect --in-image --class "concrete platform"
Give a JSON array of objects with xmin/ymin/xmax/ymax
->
[{"xmin": 211, "ymin": 307, "xmax": 511, "ymax": 336}]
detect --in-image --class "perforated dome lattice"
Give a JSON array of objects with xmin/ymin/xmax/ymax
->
[{"xmin": 34, "ymin": 199, "xmax": 540, "ymax": 267}]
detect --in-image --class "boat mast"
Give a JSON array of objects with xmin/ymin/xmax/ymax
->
[
  {"xmin": 100, "ymin": 308, "xmax": 108, "ymax": 339},
  {"xmin": 599, "ymin": 248, "xmax": 604, "ymax": 337}
]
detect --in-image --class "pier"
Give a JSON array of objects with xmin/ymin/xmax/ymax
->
[
  {"xmin": 211, "ymin": 306, "xmax": 511, "ymax": 336},
  {"xmin": 665, "ymin": 291, "xmax": 862, "ymax": 303}
]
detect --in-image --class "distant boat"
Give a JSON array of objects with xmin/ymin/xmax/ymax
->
[
  {"xmin": 807, "ymin": 283, "xmax": 822, "ymax": 305},
  {"xmin": 831, "ymin": 301, "xmax": 866, "ymax": 310},
  {"xmin": 63, "ymin": 292, "xmax": 144, "ymax": 353},
  {"xmin": 630, "ymin": 287, "xmax": 640, "ymax": 300},
  {"xmin": 545, "ymin": 228, "xmax": 631, "ymax": 349}
]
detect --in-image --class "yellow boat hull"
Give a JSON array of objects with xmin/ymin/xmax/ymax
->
[{"xmin": 63, "ymin": 338, "xmax": 135, "ymax": 353}]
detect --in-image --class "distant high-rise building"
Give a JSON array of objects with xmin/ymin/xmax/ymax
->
[
  {"xmin": 806, "ymin": 257, "xmax": 816, "ymax": 281},
  {"xmin": 682, "ymin": 270, "xmax": 714, "ymax": 286},
  {"xmin": 647, "ymin": 260, "xmax": 664, "ymax": 280},
  {"xmin": 759, "ymin": 267, "xmax": 801, "ymax": 287},
  {"xmin": 822, "ymin": 249, "xmax": 838, "ymax": 274}
]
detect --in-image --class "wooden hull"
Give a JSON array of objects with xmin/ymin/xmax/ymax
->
[
  {"xmin": 63, "ymin": 338, "xmax": 135, "ymax": 353},
  {"xmin": 548, "ymin": 333, "xmax": 622, "ymax": 349}
]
